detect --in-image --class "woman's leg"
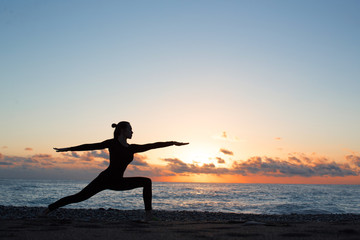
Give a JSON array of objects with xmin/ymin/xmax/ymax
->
[
  {"xmin": 110, "ymin": 177, "xmax": 152, "ymax": 211},
  {"xmin": 48, "ymin": 174, "xmax": 107, "ymax": 212}
]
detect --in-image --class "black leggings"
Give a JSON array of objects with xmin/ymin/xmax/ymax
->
[{"xmin": 48, "ymin": 171, "xmax": 152, "ymax": 211}]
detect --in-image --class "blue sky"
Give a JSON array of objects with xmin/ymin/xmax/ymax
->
[{"xmin": 1, "ymin": 0, "xmax": 360, "ymax": 182}]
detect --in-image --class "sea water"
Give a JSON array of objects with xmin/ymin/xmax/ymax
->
[{"xmin": 0, "ymin": 179, "xmax": 359, "ymax": 214}]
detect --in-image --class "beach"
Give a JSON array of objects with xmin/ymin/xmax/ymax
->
[{"xmin": 1, "ymin": 206, "xmax": 360, "ymax": 240}]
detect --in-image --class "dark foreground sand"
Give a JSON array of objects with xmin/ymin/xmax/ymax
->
[{"xmin": 1, "ymin": 206, "xmax": 360, "ymax": 240}]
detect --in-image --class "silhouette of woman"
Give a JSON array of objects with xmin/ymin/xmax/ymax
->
[{"xmin": 43, "ymin": 121, "xmax": 188, "ymax": 220}]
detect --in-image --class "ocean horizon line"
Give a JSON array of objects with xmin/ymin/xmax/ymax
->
[{"xmin": 1, "ymin": 178, "xmax": 359, "ymax": 186}]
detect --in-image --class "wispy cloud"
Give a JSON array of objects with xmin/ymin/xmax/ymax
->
[
  {"xmin": 346, "ymin": 155, "xmax": 360, "ymax": 168},
  {"xmin": 64, "ymin": 152, "xmax": 81, "ymax": 158},
  {"xmin": 216, "ymin": 157, "xmax": 226, "ymax": 164},
  {"xmin": 90, "ymin": 150, "xmax": 109, "ymax": 160},
  {"xmin": 0, "ymin": 162, "xmax": 13, "ymax": 166},
  {"xmin": 125, "ymin": 164, "xmax": 173, "ymax": 177},
  {"xmin": 212, "ymin": 131, "xmax": 240, "ymax": 142},
  {"xmin": 163, "ymin": 158, "xmax": 230, "ymax": 175},
  {"xmin": 62, "ymin": 150, "xmax": 109, "ymax": 162},
  {"xmin": 132, "ymin": 154, "xmax": 149, "ymax": 166},
  {"xmin": 163, "ymin": 158, "xmax": 191, "ymax": 174},
  {"xmin": 220, "ymin": 148, "xmax": 233, "ymax": 156},
  {"xmin": 61, "ymin": 150, "xmax": 145, "ymax": 165},
  {"xmin": 24, "ymin": 148, "xmax": 33, "ymax": 151},
  {"xmin": 33, "ymin": 154, "xmax": 52, "ymax": 159}
]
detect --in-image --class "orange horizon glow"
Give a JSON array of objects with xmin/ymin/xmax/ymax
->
[
  {"xmin": 152, "ymin": 175, "xmax": 360, "ymax": 185},
  {"xmin": 1, "ymin": 149, "xmax": 360, "ymax": 184},
  {"xmin": 2, "ymin": 137, "xmax": 360, "ymax": 185}
]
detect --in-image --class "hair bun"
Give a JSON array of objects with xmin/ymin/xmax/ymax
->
[{"xmin": 111, "ymin": 123, "xmax": 117, "ymax": 128}]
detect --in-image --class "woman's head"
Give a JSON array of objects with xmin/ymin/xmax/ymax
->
[{"xmin": 112, "ymin": 121, "xmax": 133, "ymax": 139}]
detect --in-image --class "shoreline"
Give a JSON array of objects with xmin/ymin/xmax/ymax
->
[
  {"xmin": 1, "ymin": 205, "xmax": 360, "ymax": 223},
  {"xmin": 1, "ymin": 206, "xmax": 360, "ymax": 240}
]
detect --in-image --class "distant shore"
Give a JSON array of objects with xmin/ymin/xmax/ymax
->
[{"xmin": 1, "ymin": 206, "xmax": 360, "ymax": 240}]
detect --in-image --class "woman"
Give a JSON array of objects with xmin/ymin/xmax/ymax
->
[{"xmin": 43, "ymin": 121, "xmax": 188, "ymax": 220}]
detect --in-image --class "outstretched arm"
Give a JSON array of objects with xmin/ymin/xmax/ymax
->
[
  {"xmin": 132, "ymin": 141, "xmax": 189, "ymax": 153},
  {"xmin": 54, "ymin": 140, "xmax": 110, "ymax": 152}
]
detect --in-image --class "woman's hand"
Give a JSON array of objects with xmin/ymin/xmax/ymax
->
[
  {"xmin": 173, "ymin": 142, "xmax": 189, "ymax": 146},
  {"xmin": 53, "ymin": 147, "xmax": 69, "ymax": 152}
]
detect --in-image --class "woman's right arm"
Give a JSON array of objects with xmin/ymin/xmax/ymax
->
[{"xmin": 54, "ymin": 139, "xmax": 111, "ymax": 152}]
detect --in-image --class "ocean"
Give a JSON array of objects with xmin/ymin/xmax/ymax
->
[{"xmin": 0, "ymin": 179, "xmax": 359, "ymax": 215}]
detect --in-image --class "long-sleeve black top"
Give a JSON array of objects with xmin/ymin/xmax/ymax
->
[{"xmin": 67, "ymin": 139, "xmax": 174, "ymax": 177}]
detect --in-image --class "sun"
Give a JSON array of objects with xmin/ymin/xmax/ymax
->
[
  {"xmin": 188, "ymin": 150, "xmax": 212, "ymax": 165},
  {"xmin": 179, "ymin": 147, "xmax": 215, "ymax": 165}
]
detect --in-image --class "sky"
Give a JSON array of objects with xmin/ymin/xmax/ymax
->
[{"xmin": 1, "ymin": 0, "xmax": 360, "ymax": 184}]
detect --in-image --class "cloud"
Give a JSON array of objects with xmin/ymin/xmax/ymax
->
[
  {"xmin": 24, "ymin": 158, "xmax": 39, "ymax": 163},
  {"xmin": 89, "ymin": 150, "xmax": 109, "ymax": 160},
  {"xmin": 0, "ymin": 166, "xmax": 102, "ymax": 180},
  {"xmin": 220, "ymin": 148, "xmax": 233, "ymax": 156},
  {"xmin": 62, "ymin": 150, "xmax": 109, "ymax": 162},
  {"xmin": 80, "ymin": 152, "xmax": 97, "ymax": 162},
  {"xmin": 288, "ymin": 156, "xmax": 302, "ymax": 164},
  {"xmin": 213, "ymin": 131, "xmax": 240, "ymax": 142},
  {"xmin": 40, "ymin": 162, "xmax": 54, "ymax": 167},
  {"xmin": 274, "ymin": 137, "xmax": 282, "ymax": 141},
  {"xmin": 0, "ymin": 162, "xmax": 13, "ymax": 166},
  {"xmin": 100, "ymin": 161, "xmax": 109, "ymax": 167},
  {"xmin": 1, "ymin": 155, "xmax": 36, "ymax": 165},
  {"xmin": 0, "ymin": 152, "xmax": 150, "ymax": 180},
  {"xmin": 162, "ymin": 153, "xmax": 359, "ymax": 178},
  {"xmin": 345, "ymin": 155, "xmax": 360, "ymax": 168},
  {"xmin": 163, "ymin": 158, "xmax": 191, "ymax": 174},
  {"xmin": 33, "ymin": 154, "xmax": 52, "ymax": 159},
  {"xmin": 216, "ymin": 157, "xmax": 226, "ymax": 164},
  {"xmin": 1, "ymin": 151, "xmax": 360, "ymax": 180},
  {"xmin": 62, "ymin": 150, "xmax": 145, "ymax": 165},
  {"xmin": 2, "ymin": 146, "xmax": 8, "ymax": 149},
  {"xmin": 24, "ymin": 148, "xmax": 33, "ymax": 151},
  {"xmin": 64, "ymin": 152, "xmax": 81, "ymax": 158},
  {"xmin": 0, "ymin": 152, "xmax": 90, "ymax": 169},
  {"xmin": 125, "ymin": 165, "xmax": 173, "ymax": 177},
  {"xmin": 132, "ymin": 154, "xmax": 149, "ymax": 166},
  {"xmin": 232, "ymin": 155, "xmax": 358, "ymax": 177},
  {"xmin": 163, "ymin": 158, "xmax": 230, "ymax": 175}
]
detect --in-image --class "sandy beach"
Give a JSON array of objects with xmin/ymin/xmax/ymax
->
[{"xmin": 1, "ymin": 206, "xmax": 360, "ymax": 240}]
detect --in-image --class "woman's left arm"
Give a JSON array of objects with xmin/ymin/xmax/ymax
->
[{"xmin": 132, "ymin": 141, "xmax": 189, "ymax": 153}]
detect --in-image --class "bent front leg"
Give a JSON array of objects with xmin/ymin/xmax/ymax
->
[{"xmin": 113, "ymin": 177, "xmax": 152, "ymax": 211}]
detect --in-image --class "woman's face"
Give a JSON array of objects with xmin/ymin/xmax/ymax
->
[{"xmin": 122, "ymin": 124, "xmax": 133, "ymax": 139}]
